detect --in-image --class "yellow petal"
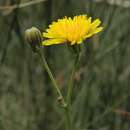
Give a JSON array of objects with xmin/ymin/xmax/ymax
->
[
  {"xmin": 91, "ymin": 19, "xmax": 101, "ymax": 28},
  {"xmin": 77, "ymin": 38, "xmax": 83, "ymax": 44},
  {"xmin": 85, "ymin": 33, "xmax": 93, "ymax": 38},
  {"xmin": 42, "ymin": 38, "xmax": 66, "ymax": 46},
  {"xmin": 93, "ymin": 27, "xmax": 103, "ymax": 34}
]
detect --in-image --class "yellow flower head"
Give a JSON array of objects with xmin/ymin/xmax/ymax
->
[{"xmin": 42, "ymin": 15, "xmax": 103, "ymax": 46}]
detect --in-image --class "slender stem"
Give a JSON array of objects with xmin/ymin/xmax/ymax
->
[
  {"xmin": 37, "ymin": 48, "xmax": 80, "ymax": 130},
  {"xmin": 66, "ymin": 54, "xmax": 80, "ymax": 105},
  {"xmin": 64, "ymin": 107, "xmax": 72, "ymax": 130},
  {"xmin": 37, "ymin": 48, "xmax": 66, "ymax": 106},
  {"xmin": 0, "ymin": 0, "xmax": 47, "ymax": 10},
  {"xmin": 64, "ymin": 53, "xmax": 80, "ymax": 130}
]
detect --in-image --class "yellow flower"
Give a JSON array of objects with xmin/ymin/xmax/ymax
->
[{"xmin": 42, "ymin": 15, "xmax": 103, "ymax": 46}]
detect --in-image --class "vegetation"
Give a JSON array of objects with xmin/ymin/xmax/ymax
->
[{"xmin": 0, "ymin": 0, "xmax": 130, "ymax": 130}]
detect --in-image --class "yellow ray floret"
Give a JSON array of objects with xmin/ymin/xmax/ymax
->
[{"xmin": 42, "ymin": 15, "xmax": 103, "ymax": 46}]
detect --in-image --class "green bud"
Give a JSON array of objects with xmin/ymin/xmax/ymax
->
[{"xmin": 25, "ymin": 27, "xmax": 43, "ymax": 52}]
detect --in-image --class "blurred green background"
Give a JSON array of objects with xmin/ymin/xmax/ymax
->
[{"xmin": 0, "ymin": 0, "xmax": 130, "ymax": 130}]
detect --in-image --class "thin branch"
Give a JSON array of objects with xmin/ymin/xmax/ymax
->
[
  {"xmin": 95, "ymin": 0, "xmax": 130, "ymax": 8},
  {"xmin": 0, "ymin": 0, "xmax": 47, "ymax": 10}
]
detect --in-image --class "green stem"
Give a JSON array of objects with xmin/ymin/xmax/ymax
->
[
  {"xmin": 64, "ymin": 107, "xmax": 72, "ymax": 130},
  {"xmin": 37, "ymin": 48, "xmax": 66, "ymax": 106},
  {"xmin": 37, "ymin": 48, "xmax": 80, "ymax": 130},
  {"xmin": 65, "ymin": 53, "xmax": 80, "ymax": 130},
  {"xmin": 66, "ymin": 54, "xmax": 80, "ymax": 105}
]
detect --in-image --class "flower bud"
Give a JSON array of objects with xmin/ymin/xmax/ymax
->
[{"xmin": 25, "ymin": 27, "xmax": 43, "ymax": 52}]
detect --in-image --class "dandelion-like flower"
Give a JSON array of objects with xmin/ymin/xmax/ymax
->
[{"xmin": 42, "ymin": 15, "xmax": 103, "ymax": 46}]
